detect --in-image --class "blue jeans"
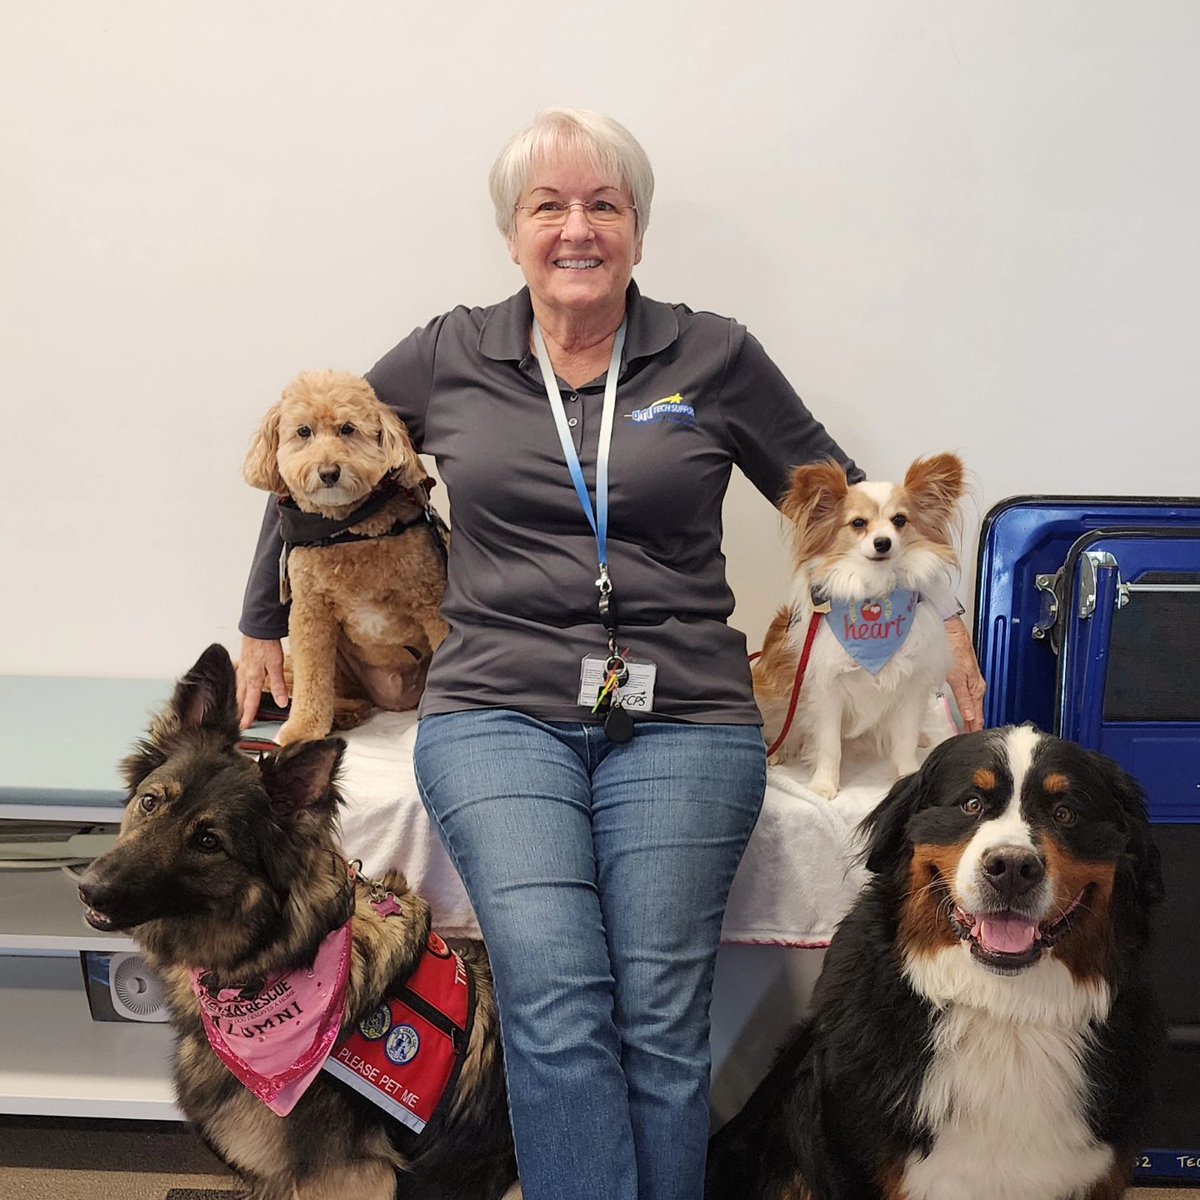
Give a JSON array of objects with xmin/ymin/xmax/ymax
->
[{"xmin": 413, "ymin": 710, "xmax": 766, "ymax": 1200}]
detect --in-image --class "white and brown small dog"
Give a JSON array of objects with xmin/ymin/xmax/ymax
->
[
  {"xmin": 753, "ymin": 453, "xmax": 966, "ymax": 798},
  {"xmin": 244, "ymin": 370, "xmax": 448, "ymax": 745}
]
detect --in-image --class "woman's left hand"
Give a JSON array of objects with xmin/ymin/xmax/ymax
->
[{"xmin": 944, "ymin": 615, "xmax": 987, "ymax": 733}]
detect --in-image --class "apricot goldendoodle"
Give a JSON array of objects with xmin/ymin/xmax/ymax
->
[{"xmin": 244, "ymin": 370, "xmax": 448, "ymax": 744}]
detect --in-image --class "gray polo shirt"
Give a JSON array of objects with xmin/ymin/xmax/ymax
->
[{"xmin": 240, "ymin": 282, "xmax": 861, "ymax": 725}]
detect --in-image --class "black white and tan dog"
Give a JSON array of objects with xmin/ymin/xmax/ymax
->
[
  {"xmin": 706, "ymin": 726, "xmax": 1163, "ymax": 1200},
  {"xmin": 77, "ymin": 644, "xmax": 516, "ymax": 1200}
]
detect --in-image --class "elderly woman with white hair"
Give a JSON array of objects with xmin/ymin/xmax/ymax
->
[{"xmin": 237, "ymin": 108, "xmax": 986, "ymax": 1200}]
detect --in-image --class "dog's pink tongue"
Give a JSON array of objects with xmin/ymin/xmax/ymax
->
[{"xmin": 978, "ymin": 914, "xmax": 1038, "ymax": 954}]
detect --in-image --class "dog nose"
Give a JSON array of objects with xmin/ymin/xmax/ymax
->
[
  {"xmin": 319, "ymin": 466, "xmax": 341, "ymax": 486},
  {"xmin": 982, "ymin": 846, "xmax": 1046, "ymax": 900},
  {"xmin": 873, "ymin": 535, "xmax": 892, "ymax": 554}
]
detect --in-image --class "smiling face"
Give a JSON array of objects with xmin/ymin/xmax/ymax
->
[
  {"xmin": 505, "ymin": 152, "xmax": 643, "ymax": 327},
  {"xmin": 863, "ymin": 727, "xmax": 1160, "ymax": 1006}
]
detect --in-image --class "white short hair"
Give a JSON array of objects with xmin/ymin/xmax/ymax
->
[{"xmin": 488, "ymin": 108, "xmax": 655, "ymax": 238}]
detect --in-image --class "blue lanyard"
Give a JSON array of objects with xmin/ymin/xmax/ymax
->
[{"xmin": 532, "ymin": 318, "xmax": 627, "ymax": 612}]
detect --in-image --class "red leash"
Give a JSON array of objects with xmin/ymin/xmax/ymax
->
[{"xmin": 751, "ymin": 611, "xmax": 824, "ymax": 759}]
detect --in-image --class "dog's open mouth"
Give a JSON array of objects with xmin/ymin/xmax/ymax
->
[
  {"xmin": 82, "ymin": 903, "xmax": 118, "ymax": 931},
  {"xmin": 949, "ymin": 889, "xmax": 1087, "ymax": 972}
]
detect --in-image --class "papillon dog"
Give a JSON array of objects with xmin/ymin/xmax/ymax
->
[{"xmin": 753, "ymin": 453, "xmax": 966, "ymax": 798}]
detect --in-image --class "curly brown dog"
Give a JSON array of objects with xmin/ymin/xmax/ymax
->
[{"xmin": 245, "ymin": 370, "xmax": 448, "ymax": 744}]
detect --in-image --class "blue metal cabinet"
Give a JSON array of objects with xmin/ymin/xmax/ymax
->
[
  {"xmin": 975, "ymin": 496, "xmax": 1200, "ymax": 735},
  {"xmin": 974, "ymin": 497, "xmax": 1200, "ymax": 1185},
  {"xmin": 1055, "ymin": 527, "xmax": 1200, "ymax": 823}
]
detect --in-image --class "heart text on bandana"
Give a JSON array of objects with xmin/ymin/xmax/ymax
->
[{"xmin": 826, "ymin": 590, "xmax": 918, "ymax": 674}]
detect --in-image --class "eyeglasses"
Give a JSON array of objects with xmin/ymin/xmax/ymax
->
[{"xmin": 513, "ymin": 199, "xmax": 637, "ymax": 227}]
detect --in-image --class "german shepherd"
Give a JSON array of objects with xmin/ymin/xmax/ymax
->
[{"xmin": 77, "ymin": 644, "xmax": 517, "ymax": 1200}]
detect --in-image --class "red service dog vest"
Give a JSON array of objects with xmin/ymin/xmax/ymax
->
[{"xmin": 322, "ymin": 931, "xmax": 473, "ymax": 1133}]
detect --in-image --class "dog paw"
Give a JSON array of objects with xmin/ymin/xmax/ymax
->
[
  {"xmin": 277, "ymin": 717, "xmax": 330, "ymax": 745},
  {"xmin": 331, "ymin": 699, "xmax": 374, "ymax": 731},
  {"xmin": 807, "ymin": 773, "xmax": 839, "ymax": 801}
]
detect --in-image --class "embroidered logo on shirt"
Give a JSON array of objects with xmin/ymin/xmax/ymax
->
[{"xmin": 626, "ymin": 394, "xmax": 697, "ymax": 427}]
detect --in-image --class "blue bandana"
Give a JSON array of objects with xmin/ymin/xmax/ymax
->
[{"xmin": 825, "ymin": 590, "xmax": 919, "ymax": 674}]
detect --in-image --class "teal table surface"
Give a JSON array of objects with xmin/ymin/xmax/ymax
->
[{"xmin": 0, "ymin": 676, "xmax": 173, "ymax": 807}]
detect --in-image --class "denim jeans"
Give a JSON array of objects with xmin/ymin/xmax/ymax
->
[{"xmin": 413, "ymin": 710, "xmax": 766, "ymax": 1200}]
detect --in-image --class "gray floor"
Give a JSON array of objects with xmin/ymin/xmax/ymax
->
[
  {"xmin": 0, "ymin": 1115, "xmax": 1196, "ymax": 1199},
  {"xmin": 0, "ymin": 1116, "xmax": 234, "ymax": 1200}
]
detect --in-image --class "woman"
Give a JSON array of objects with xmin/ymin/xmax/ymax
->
[{"xmin": 237, "ymin": 108, "xmax": 986, "ymax": 1200}]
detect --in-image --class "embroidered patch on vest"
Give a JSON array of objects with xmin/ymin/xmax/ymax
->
[
  {"xmin": 826, "ymin": 590, "xmax": 919, "ymax": 674},
  {"xmin": 322, "ymin": 936, "xmax": 472, "ymax": 1134}
]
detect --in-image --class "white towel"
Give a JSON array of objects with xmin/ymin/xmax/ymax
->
[{"xmin": 334, "ymin": 698, "xmax": 958, "ymax": 946}]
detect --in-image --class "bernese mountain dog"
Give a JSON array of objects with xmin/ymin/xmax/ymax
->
[{"xmin": 706, "ymin": 726, "xmax": 1164, "ymax": 1200}]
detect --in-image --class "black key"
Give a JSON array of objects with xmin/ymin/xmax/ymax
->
[{"xmin": 605, "ymin": 703, "xmax": 634, "ymax": 743}]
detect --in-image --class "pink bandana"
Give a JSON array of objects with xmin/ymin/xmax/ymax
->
[{"xmin": 190, "ymin": 920, "xmax": 352, "ymax": 1116}]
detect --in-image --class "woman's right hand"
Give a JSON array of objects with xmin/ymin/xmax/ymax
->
[{"xmin": 237, "ymin": 636, "xmax": 288, "ymax": 729}]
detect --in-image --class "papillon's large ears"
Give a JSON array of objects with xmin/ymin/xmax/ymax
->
[
  {"xmin": 121, "ymin": 644, "xmax": 242, "ymax": 790},
  {"xmin": 782, "ymin": 459, "xmax": 851, "ymax": 525},
  {"xmin": 377, "ymin": 404, "xmax": 428, "ymax": 491},
  {"xmin": 244, "ymin": 403, "xmax": 286, "ymax": 493},
  {"xmin": 902, "ymin": 453, "xmax": 966, "ymax": 540},
  {"xmin": 782, "ymin": 458, "xmax": 852, "ymax": 560}
]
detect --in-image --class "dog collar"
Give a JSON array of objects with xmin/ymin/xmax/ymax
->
[
  {"xmin": 276, "ymin": 472, "xmax": 421, "ymax": 547},
  {"xmin": 189, "ymin": 919, "xmax": 353, "ymax": 1117},
  {"xmin": 275, "ymin": 476, "xmax": 448, "ymax": 604},
  {"xmin": 824, "ymin": 589, "xmax": 919, "ymax": 674}
]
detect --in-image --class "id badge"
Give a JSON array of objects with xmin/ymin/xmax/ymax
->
[{"xmin": 578, "ymin": 655, "xmax": 657, "ymax": 714}]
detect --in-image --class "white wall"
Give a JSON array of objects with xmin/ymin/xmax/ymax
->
[{"xmin": 4, "ymin": 1, "xmax": 1198, "ymax": 679}]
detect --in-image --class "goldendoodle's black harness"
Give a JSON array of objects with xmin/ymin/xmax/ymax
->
[{"xmin": 276, "ymin": 474, "xmax": 449, "ymax": 603}]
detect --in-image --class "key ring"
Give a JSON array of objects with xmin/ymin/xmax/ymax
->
[{"xmin": 605, "ymin": 654, "xmax": 629, "ymax": 686}]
